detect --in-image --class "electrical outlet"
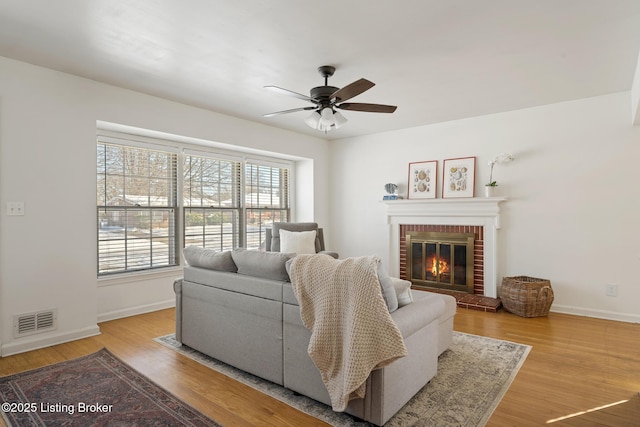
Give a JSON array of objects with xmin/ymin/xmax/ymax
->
[
  {"xmin": 6, "ymin": 202, "xmax": 25, "ymax": 216},
  {"xmin": 605, "ymin": 284, "xmax": 618, "ymax": 297}
]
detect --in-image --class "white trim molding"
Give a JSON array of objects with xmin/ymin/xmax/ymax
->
[
  {"xmin": 97, "ymin": 300, "xmax": 176, "ymax": 323},
  {"xmin": 551, "ymin": 305, "xmax": 640, "ymax": 324},
  {"xmin": 1, "ymin": 325, "xmax": 101, "ymax": 357},
  {"xmin": 383, "ymin": 197, "xmax": 507, "ymax": 298}
]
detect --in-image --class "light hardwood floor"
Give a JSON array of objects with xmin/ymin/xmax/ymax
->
[{"xmin": 1, "ymin": 306, "xmax": 639, "ymax": 426}]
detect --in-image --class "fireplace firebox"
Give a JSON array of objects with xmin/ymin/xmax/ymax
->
[{"xmin": 406, "ymin": 231, "xmax": 475, "ymax": 293}]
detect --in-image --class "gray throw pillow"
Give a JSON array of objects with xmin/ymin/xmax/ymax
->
[
  {"xmin": 183, "ymin": 246, "xmax": 237, "ymax": 272},
  {"xmin": 377, "ymin": 263, "xmax": 399, "ymax": 312},
  {"xmin": 231, "ymin": 249, "xmax": 295, "ymax": 281}
]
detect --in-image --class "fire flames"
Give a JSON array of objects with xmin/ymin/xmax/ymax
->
[{"xmin": 428, "ymin": 256, "xmax": 449, "ymax": 276}]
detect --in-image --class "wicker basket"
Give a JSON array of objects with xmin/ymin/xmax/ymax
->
[{"xmin": 501, "ymin": 276, "xmax": 554, "ymax": 317}]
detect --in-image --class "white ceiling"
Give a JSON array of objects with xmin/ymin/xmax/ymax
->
[{"xmin": 1, "ymin": 0, "xmax": 640, "ymax": 140}]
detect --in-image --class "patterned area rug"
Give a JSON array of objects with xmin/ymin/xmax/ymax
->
[
  {"xmin": 0, "ymin": 348, "xmax": 220, "ymax": 427},
  {"xmin": 156, "ymin": 332, "xmax": 531, "ymax": 426}
]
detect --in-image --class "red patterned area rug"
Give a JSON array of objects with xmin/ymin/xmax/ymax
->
[{"xmin": 0, "ymin": 348, "xmax": 220, "ymax": 427}]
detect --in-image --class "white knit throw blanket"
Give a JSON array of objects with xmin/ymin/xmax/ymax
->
[{"xmin": 289, "ymin": 254, "xmax": 407, "ymax": 412}]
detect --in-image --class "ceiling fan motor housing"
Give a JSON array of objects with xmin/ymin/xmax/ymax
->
[{"xmin": 310, "ymin": 86, "xmax": 339, "ymax": 105}]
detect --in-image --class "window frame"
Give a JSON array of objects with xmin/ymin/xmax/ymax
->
[
  {"xmin": 244, "ymin": 160, "xmax": 291, "ymax": 250},
  {"xmin": 182, "ymin": 151, "xmax": 242, "ymax": 251},
  {"xmin": 97, "ymin": 138, "xmax": 180, "ymax": 276}
]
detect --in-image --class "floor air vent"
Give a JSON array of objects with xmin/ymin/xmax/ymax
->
[{"xmin": 14, "ymin": 309, "xmax": 57, "ymax": 338}]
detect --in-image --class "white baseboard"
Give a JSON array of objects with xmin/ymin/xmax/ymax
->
[
  {"xmin": 97, "ymin": 300, "xmax": 175, "ymax": 323},
  {"xmin": 1, "ymin": 301, "xmax": 176, "ymax": 356},
  {"xmin": 551, "ymin": 305, "xmax": 640, "ymax": 324},
  {"xmin": 1, "ymin": 325, "xmax": 101, "ymax": 357}
]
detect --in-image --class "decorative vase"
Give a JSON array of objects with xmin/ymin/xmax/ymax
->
[{"xmin": 484, "ymin": 186, "xmax": 495, "ymax": 198}]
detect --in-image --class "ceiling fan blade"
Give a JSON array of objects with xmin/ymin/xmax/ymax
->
[
  {"xmin": 263, "ymin": 106, "xmax": 316, "ymax": 117},
  {"xmin": 337, "ymin": 103, "xmax": 397, "ymax": 113},
  {"xmin": 330, "ymin": 78, "xmax": 375, "ymax": 102},
  {"xmin": 264, "ymin": 85, "xmax": 315, "ymax": 103}
]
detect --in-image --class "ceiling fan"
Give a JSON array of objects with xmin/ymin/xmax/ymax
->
[{"xmin": 263, "ymin": 65, "xmax": 397, "ymax": 132}]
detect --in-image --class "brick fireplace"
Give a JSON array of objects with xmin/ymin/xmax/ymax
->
[{"xmin": 383, "ymin": 198, "xmax": 506, "ymax": 299}]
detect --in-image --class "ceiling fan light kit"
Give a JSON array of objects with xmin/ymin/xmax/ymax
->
[
  {"xmin": 333, "ymin": 110, "xmax": 348, "ymax": 128},
  {"xmin": 264, "ymin": 65, "xmax": 397, "ymax": 132},
  {"xmin": 304, "ymin": 107, "xmax": 348, "ymax": 131},
  {"xmin": 304, "ymin": 111, "xmax": 321, "ymax": 129}
]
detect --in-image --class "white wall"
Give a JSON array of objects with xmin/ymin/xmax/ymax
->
[
  {"xmin": 329, "ymin": 92, "xmax": 640, "ymax": 323},
  {"xmin": 0, "ymin": 57, "xmax": 330, "ymax": 355}
]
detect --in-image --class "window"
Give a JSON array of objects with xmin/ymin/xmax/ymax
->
[
  {"xmin": 182, "ymin": 155, "xmax": 290, "ymax": 251},
  {"xmin": 244, "ymin": 162, "xmax": 290, "ymax": 249},
  {"xmin": 97, "ymin": 133, "xmax": 291, "ymax": 276},
  {"xmin": 183, "ymin": 153, "xmax": 241, "ymax": 251},
  {"xmin": 97, "ymin": 142, "xmax": 179, "ymax": 275}
]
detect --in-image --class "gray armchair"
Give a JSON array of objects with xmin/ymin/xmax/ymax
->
[{"xmin": 265, "ymin": 222, "xmax": 338, "ymax": 259}]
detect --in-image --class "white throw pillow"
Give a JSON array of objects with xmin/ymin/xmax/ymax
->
[
  {"xmin": 279, "ymin": 229, "xmax": 317, "ymax": 254},
  {"xmin": 377, "ymin": 263, "xmax": 399, "ymax": 312},
  {"xmin": 392, "ymin": 278, "xmax": 414, "ymax": 307}
]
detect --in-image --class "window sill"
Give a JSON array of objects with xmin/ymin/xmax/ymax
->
[{"xmin": 98, "ymin": 266, "xmax": 184, "ymax": 287}]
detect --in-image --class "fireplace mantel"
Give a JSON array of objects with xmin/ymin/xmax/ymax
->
[{"xmin": 383, "ymin": 197, "xmax": 506, "ymax": 298}]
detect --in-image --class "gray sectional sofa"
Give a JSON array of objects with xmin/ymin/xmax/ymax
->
[{"xmin": 174, "ymin": 246, "xmax": 456, "ymax": 426}]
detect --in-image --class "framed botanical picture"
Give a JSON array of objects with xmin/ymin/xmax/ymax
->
[
  {"xmin": 442, "ymin": 157, "xmax": 476, "ymax": 198},
  {"xmin": 408, "ymin": 160, "xmax": 437, "ymax": 199}
]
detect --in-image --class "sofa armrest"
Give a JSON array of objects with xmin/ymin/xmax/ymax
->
[{"xmin": 389, "ymin": 292, "xmax": 444, "ymax": 339}]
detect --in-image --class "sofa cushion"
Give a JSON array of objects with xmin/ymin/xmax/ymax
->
[
  {"xmin": 232, "ymin": 249, "xmax": 295, "ymax": 281},
  {"xmin": 377, "ymin": 264, "xmax": 399, "ymax": 312},
  {"xmin": 184, "ymin": 266, "xmax": 285, "ymax": 301},
  {"xmin": 183, "ymin": 246, "xmax": 237, "ymax": 272},
  {"xmin": 280, "ymin": 229, "xmax": 317, "ymax": 254},
  {"xmin": 392, "ymin": 278, "xmax": 414, "ymax": 307}
]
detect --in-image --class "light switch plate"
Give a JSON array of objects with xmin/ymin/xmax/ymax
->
[{"xmin": 7, "ymin": 202, "xmax": 25, "ymax": 216}]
